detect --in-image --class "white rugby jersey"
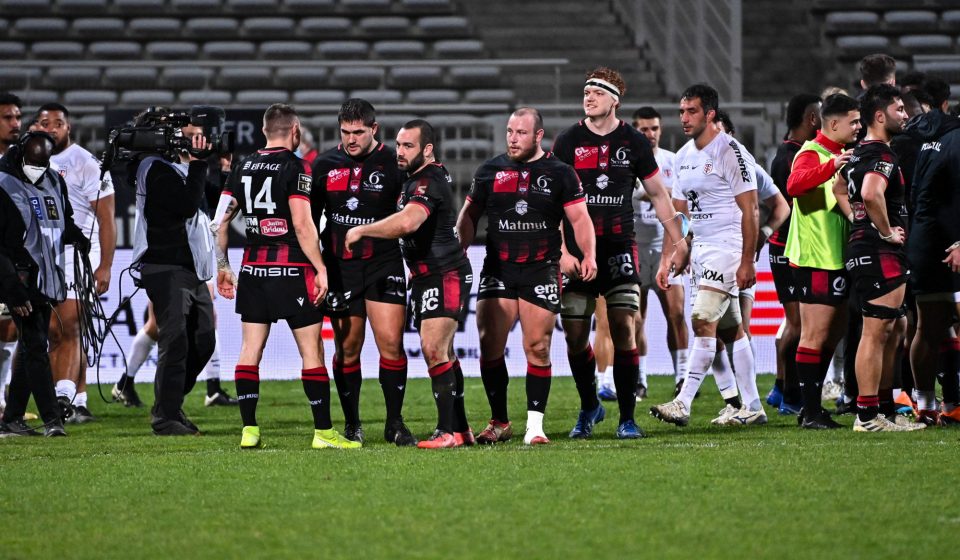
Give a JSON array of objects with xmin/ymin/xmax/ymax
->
[
  {"xmin": 671, "ymin": 131, "xmax": 757, "ymax": 247},
  {"xmin": 51, "ymin": 143, "xmax": 114, "ymax": 247},
  {"xmin": 633, "ymin": 147, "xmax": 676, "ymax": 248}
]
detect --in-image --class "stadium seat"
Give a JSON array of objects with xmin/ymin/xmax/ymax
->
[
  {"xmin": 331, "ymin": 67, "xmax": 384, "ymax": 88},
  {"xmin": 283, "ymin": 0, "xmax": 335, "ymax": 11},
  {"xmin": 400, "ymin": 0, "xmax": 452, "ymax": 11},
  {"xmin": 389, "ymin": 65, "xmax": 445, "ymax": 88},
  {"xmin": 32, "ymin": 41, "xmax": 86, "ymax": 59},
  {"xmin": 318, "ymin": 41, "xmax": 369, "ymax": 59},
  {"xmin": 914, "ymin": 59, "xmax": 960, "ymax": 82},
  {"xmin": 449, "ymin": 65, "xmax": 500, "ymax": 87},
  {"xmin": 235, "ymin": 90, "xmax": 289, "ymax": 104},
  {"xmin": 0, "ymin": 68, "xmax": 41, "ymax": 89},
  {"xmin": 45, "ymin": 67, "xmax": 102, "ymax": 88},
  {"xmin": 129, "ymin": 18, "xmax": 182, "ymax": 38},
  {"xmin": 226, "ymin": 0, "xmax": 275, "ymax": 13},
  {"xmin": 161, "ymin": 67, "xmax": 214, "ymax": 88},
  {"xmin": 178, "ymin": 90, "xmax": 233, "ymax": 104},
  {"xmin": 242, "ymin": 17, "xmax": 296, "ymax": 36},
  {"xmin": 899, "ymin": 35, "xmax": 952, "ymax": 52},
  {"xmin": 77, "ymin": 113, "xmax": 105, "ymax": 130},
  {"xmin": 104, "ymin": 67, "xmax": 160, "ymax": 89},
  {"xmin": 171, "ymin": 0, "xmax": 223, "ymax": 12},
  {"xmin": 834, "ymin": 35, "xmax": 890, "ymax": 52},
  {"xmin": 58, "ymin": 0, "xmax": 108, "ymax": 14},
  {"xmin": 13, "ymin": 89, "xmax": 58, "ymax": 106},
  {"xmin": 943, "ymin": 11, "xmax": 960, "ymax": 30},
  {"xmin": 13, "ymin": 18, "xmax": 69, "ymax": 38},
  {"xmin": 442, "ymin": 138, "xmax": 493, "ymax": 159},
  {"xmin": 146, "ymin": 41, "xmax": 198, "ymax": 59},
  {"xmin": 417, "ymin": 16, "xmax": 468, "ymax": 36},
  {"xmin": 71, "ymin": 17, "xmax": 126, "ymax": 39},
  {"xmin": 463, "ymin": 89, "xmax": 514, "ymax": 103},
  {"xmin": 185, "ymin": 18, "xmax": 241, "ymax": 38},
  {"xmin": 260, "ymin": 41, "xmax": 313, "ymax": 58},
  {"xmin": 372, "ymin": 40, "xmax": 426, "ymax": 59},
  {"xmin": 299, "ymin": 17, "xmax": 352, "ymax": 38},
  {"xmin": 375, "ymin": 113, "xmax": 418, "ymax": 131},
  {"xmin": 406, "ymin": 89, "xmax": 459, "ymax": 104},
  {"xmin": 203, "ymin": 41, "xmax": 257, "ymax": 59},
  {"xmin": 0, "ymin": 0, "xmax": 49, "ymax": 15},
  {"xmin": 359, "ymin": 16, "xmax": 411, "ymax": 34},
  {"xmin": 291, "ymin": 90, "xmax": 345, "ymax": 105},
  {"xmin": 120, "ymin": 90, "xmax": 176, "ymax": 106},
  {"xmin": 64, "ymin": 90, "xmax": 118, "ymax": 106},
  {"xmin": 884, "ymin": 10, "xmax": 937, "ymax": 30},
  {"xmin": 113, "ymin": 0, "xmax": 166, "ymax": 9},
  {"xmin": 348, "ymin": 89, "xmax": 403, "ymax": 105},
  {"xmin": 89, "ymin": 41, "xmax": 143, "ymax": 59},
  {"xmin": 340, "ymin": 0, "xmax": 391, "ymax": 12},
  {"xmin": 433, "ymin": 39, "xmax": 483, "ymax": 58},
  {"xmin": 824, "ymin": 11, "xmax": 878, "ymax": 32},
  {"xmin": 425, "ymin": 112, "xmax": 484, "ymax": 130},
  {"xmin": 217, "ymin": 67, "xmax": 273, "ymax": 88},
  {"xmin": 275, "ymin": 66, "xmax": 330, "ymax": 88},
  {"xmin": 0, "ymin": 41, "xmax": 29, "ymax": 59},
  {"xmin": 0, "ymin": 20, "xmax": 8, "ymax": 36}
]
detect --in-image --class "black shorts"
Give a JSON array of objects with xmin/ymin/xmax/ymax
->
[
  {"xmin": 236, "ymin": 264, "xmax": 324, "ymax": 329},
  {"xmin": 907, "ymin": 223, "xmax": 960, "ymax": 296},
  {"xmin": 564, "ymin": 237, "xmax": 640, "ymax": 296},
  {"xmin": 845, "ymin": 244, "xmax": 910, "ymax": 302},
  {"xmin": 478, "ymin": 258, "xmax": 561, "ymax": 313},
  {"xmin": 411, "ymin": 262, "xmax": 473, "ymax": 329},
  {"xmin": 322, "ymin": 252, "xmax": 407, "ymax": 317},
  {"xmin": 768, "ymin": 243, "xmax": 799, "ymax": 303},
  {"xmin": 793, "ymin": 266, "xmax": 848, "ymax": 305}
]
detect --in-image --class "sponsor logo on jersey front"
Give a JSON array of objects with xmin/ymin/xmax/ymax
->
[
  {"xmin": 259, "ymin": 218, "xmax": 288, "ymax": 236},
  {"xmin": 515, "ymin": 200, "xmax": 528, "ymax": 216},
  {"xmin": 245, "ymin": 215, "xmax": 259, "ymax": 234},
  {"xmin": 729, "ymin": 141, "xmax": 751, "ymax": 182},
  {"xmin": 531, "ymin": 174, "xmax": 552, "ymax": 194},
  {"xmin": 346, "ymin": 197, "xmax": 359, "ymax": 211},
  {"xmin": 327, "ymin": 167, "xmax": 351, "ymax": 191},
  {"xmin": 586, "ymin": 192, "xmax": 624, "ymax": 206},
  {"xmin": 596, "ymin": 173, "xmax": 609, "ymax": 190},
  {"xmin": 498, "ymin": 218, "xmax": 548, "ymax": 231},
  {"xmin": 494, "ymin": 170, "xmax": 519, "ymax": 192},
  {"xmin": 574, "ymin": 146, "xmax": 599, "ymax": 169}
]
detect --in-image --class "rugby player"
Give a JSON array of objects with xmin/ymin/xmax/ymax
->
[{"xmin": 0, "ymin": 92, "xmax": 22, "ymax": 416}]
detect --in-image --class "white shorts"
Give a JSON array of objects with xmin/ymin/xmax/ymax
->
[
  {"xmin": 637, "ymin": 245, "xmax": 685, "ymax": 291},
  {"xmin": 63, "ymin": 245, "xmax": 101, "ymax": 295},
  {"xmin": 690, "ymin": 243, "xmax": 740, "ymax": 298}
]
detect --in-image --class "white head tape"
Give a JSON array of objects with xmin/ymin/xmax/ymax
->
[{"xmin": 585, "ymin": 78, "xmax": 621, "ymax": 102}]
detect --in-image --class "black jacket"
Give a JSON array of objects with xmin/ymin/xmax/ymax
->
[
  {"xmin": 137, "ymin": 157, "xmax": 208, "ymax": 269},
  {"xmin": 906, "ymin": 110, "xmax": 960, "ymax": 240}
]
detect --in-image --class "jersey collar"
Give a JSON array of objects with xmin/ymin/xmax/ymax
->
[{"xmin": 814, "ymin": 131, "xmax": 845, "ymax": 154}]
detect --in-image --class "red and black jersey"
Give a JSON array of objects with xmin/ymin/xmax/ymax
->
[
  {"xmin": 398, "ymin": 162, "xmax": 467, "ymax": 276},
  {"xmin": 844, "ymin": 140, "xmax": 908, "ymax": 244},
  {"xmin": 552, "ymin": 119, "xmax": 658, "ymax": 249},
  {"xmin": 311, "ymin": 142, "xmax": 402, "ymax": 260},
  {"xmin": 224, "ymin": 147, "xmax": 312, "ymax": 266},
  {"xmin": 468, "ymin": 152, "xmax": 584, "ymax": 263},
  {"xmin": 768, "ymin": 139, "xmax": 802, "ymax": 245}
]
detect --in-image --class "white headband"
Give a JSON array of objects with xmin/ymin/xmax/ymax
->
[{"xmin": 585, "ymin": 78, "xmax": 621, "ymax": 101}]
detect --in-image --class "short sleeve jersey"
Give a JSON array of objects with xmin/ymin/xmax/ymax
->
[
  {"xmin": 844, "ymin": 140, "xmax": 908, "ymax": 244},
  {"xmin": 768, "ymin": 139, "xmax": 802, "ymax": 245},
  {"xmin": 398, "ymin": 162, "xmax": 466, "ymax": 276},
  {"xmin": 633, "ymin": 147, "xmax": 676, "ymax": 248},
  {"xmin": 225, "ymin": 147, "xmax": 313, "ymax": 265},
  {"xmin": 51, "ymin": 143, "xmax": 114, "ymax": 248},
  {"xmin": 310, "ymin": 142, "xmax": 402, "ymax": 260},
  {"xmin": 468, "ymin": 152, "xmax": 584, "ymax": 264},
  {"xmin": 552, "ymin": 120, "xmax": 659, "ymax": 246},
  {"xmin": 672, "ymin": 131, "xmax": 758, "ymax": 248}
]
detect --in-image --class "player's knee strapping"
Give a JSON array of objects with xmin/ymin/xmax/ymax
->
[
  {"xmin": 861, "ymin": 301, "xmax": 907, "ymax": 320},
  {"xmin": 604, "ymin": 283, "xmax": 640, "ymax": 313},
  {"xmin": 560, "ymin": 291, "xmax": 596, "ymax": 321},
  {"xmin": 691, "ymin": 289, "xmax": 731, "ymax": 324}
]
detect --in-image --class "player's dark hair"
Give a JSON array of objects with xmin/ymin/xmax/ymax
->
[
  {"xmin": 681, "ymin": 84, "xmax": 719, "ymax": 116},
  {"xmin": 338, "ymin": 98, "xmax": 377, "ymax": 127},
  {"xmin": 36, "ymin": 102, "xmax": 70, "ymax": 120},
  {"xmin": 715, "ymin": 110, "xmax": 735, "ymax": 135},
  {"xmin": 860, "ymin": 84, "xmax": 901, "ymax": 127},
  {"xmin": 402, "ymin": 119, "xmax": 437, "ymax": 152},
  {"xmin": 511, "ymin": 107, "xmax": 543, "ymax": 133},
  {"xmin": 922, "ymin": 76, "xmax": 951, "ymax": 109},
  {"xmin": 0, "ymin": 92, "xmax": 22, "ymax": 108},
  {"xmin": 786, "ymin": 93, "xmax": 821, "ymax": 130},
  {"xmin": 899, "ymin": 70, "xmax": 926, "ymax": 89},
  {"xmin": 858, "ymin": 53, "xmax": 896, "ymax": 87},
  {"xmin": 633, "ymin": 106, "xmax": 661, "ymax": 121},
  {"xmin": 821, "ymin": 93, "xmax": 860, "ymax": 119},
  {"xmin": 263, "ymin": 103, "xmax": 299, "ymax": 137}
]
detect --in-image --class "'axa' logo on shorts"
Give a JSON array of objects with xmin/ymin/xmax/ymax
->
[
  {"xmin": 421, "ymin": 287, "xmax": 440, "ymax": 312},
  {"xmin": 607, "ymin": 253, "xmax": 634, "ymax": 279},
  {"xmin": 259, "ymin": 218, "xmax": 288, "ymax": 236},
  {"xmin": 534, "ymin": 283, "xmax": 559, "ymax": 305},
  {"xmin": 702, "ymin": 268, "xmax": 724, "ymax": 282}
]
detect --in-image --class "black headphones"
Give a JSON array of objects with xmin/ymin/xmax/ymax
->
[{"xmin": 16, "ymin": 130, "xmax": 56, "ymax": 151}]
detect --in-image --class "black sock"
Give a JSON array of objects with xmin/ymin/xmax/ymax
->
[
  {"xmin": 301, "ymin": 366, "xmax": 332, "ymax": 430},
  {"xmin": 428, "ymin": 362, "xmax": 456, "ymax": 434},
  {"xmin": 480, "ymin": 356, "xmax": 510, "ymax": 423},
  {"xmin": 378, "ymin": 356, "xmax": 407, "ymax": 422},
  {"xmin": 878, "ymin": 387, "xmax": 895, "ymax": 417},
  {"xmin": 857, "ymin": 394, "xmax": 879, "ymax": 422},
  {"xmin": 206, "ymin": 377, "xmax": 222, "ymax": 397},
  {"xmin": 333, "ymin": 357, "xmax": 362, "ymax": 425},
  {"xmin": 796, "ymin": 346, "xmax": 824, "ymax": 414},
  {"xmin": 452, "ymin": 359, "xmax": 468, "ymax": 432},
  {"xmin": 783, "ymin": 337, "xmax": 802, "ymax": 403},
  {"xmin": 568, "ymin": 345, "xmax": 599, "ymax": 411},
  {"xmin": 235, "ymin": 365, "xmax": 260, "ymax": 426},
  {"xmin": 117, "ymin": 373, "xmax": 131, "ymax": 390},
  {"xmin": 612, "ymin": 349, "xmax": 639, "ymax": 423},
  {"xmin": 526, "ymin": 363, "xmax": 551, "ymax": 414},
  {"xmin": 938, "ymin": 338, "xmax": 960, "ymax": 404},
  {"xmin": 725, "ymin": 395, "xmax": 743, "ymax": 409},
  {"xmin": 774, "ymin": 378, "xmax": 784, "ymax": 392}
]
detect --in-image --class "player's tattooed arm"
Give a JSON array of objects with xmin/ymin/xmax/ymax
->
[{"xmin": 215, "ymin": 195, "xmax": 239, "ymax": 299}]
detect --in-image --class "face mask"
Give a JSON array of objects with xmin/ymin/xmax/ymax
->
[{"xmin": 22, "ymin": 163, "xmax": 47, "ymax": 184}]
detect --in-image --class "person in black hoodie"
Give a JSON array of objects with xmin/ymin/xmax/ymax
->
[
  {"xmin": 905, "ymin": 78, "xmax": 960, "ymax": 425},
  {"xmin": 0, "ymin": 131, "xmax": 88, "ymax": 437}
]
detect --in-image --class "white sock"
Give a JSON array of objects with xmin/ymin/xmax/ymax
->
[
  {"xmin": 673, "ymin": 348, "xmax": 689, "ymax": 384},
  {"xmin": 202, "ymin": 332, "xmax": 221, "ymax": 381},
  {"xmin": 74, "ymin": 391, "xmax": 88, "ymax": 408},
  {"xmin": 830, "ymin": 337, "xmax": 845, "ymax": 382},
  {"xmin": 600, "ymin": 367, "xmax": 614, "ymax": 388},
  {"xmin": 638, "ymin": 355, "xmax": 648, "ymax": 387},
  {"xmin": 56, "ymin": 379, "xmax": 77, "ymax": 400},
  {"xmin": 0, "ymin": 341, "xmax": 13, "ymax": 407},
  {"xmin": 916, "ymin": 390, "xmax": 936, "ymax": 411},
  {"xmin": 711, "ymin": 349, "xmax": 739, "ymax": 400},
  {"xmin": 126, "ymin": 328, "xmax": 158, "ymax": 380},
  {"xmin": 732, "ymin": 337, "xmax": 761, "ymax": 411},
  {"xmin": 678, "ymin": 337, "xmax": 715, "ymax": 409}
]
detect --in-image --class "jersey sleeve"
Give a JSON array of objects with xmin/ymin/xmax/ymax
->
[
  {"xmin": 756, "ymin": 167, "xmax": 779, "ymax": 201},
  {"xmin": 551, "ymin": 129, "xmax": 573, "ymax": 165},
  {"xmin": 721, "ymin": 140, "xmax": 758, "ymax": 196},
  {"xmin": 466, "ymin": 164, "xmax": 490, "ymax": 207},
  {"xmin": 632, "ymin": 133, "xmax": 660, "ymax": 181},
  {"xmin": 408, "ymin": 177, "xmax": 444, "ymax": 216},
  {"xmin": 558, "ymin": 164, "xmax": 585, "ymax": 206},
  {"xmin": 80, "ymin": 154, "xmax": 109, "ymax": 203},
  {"xmin": 864, "ymin": 150, "xmax": 895, "ymax": 186},
  {"xmin": 284, "ymin": 158, "xmax": 312, "ymax": 202}
]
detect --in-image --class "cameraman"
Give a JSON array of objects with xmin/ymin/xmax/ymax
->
[
  {"xmin": 0, "ymin": 131, "xmax": 88, "ymax": 437},
  {"xmin": 131, "ymin": 112, "xmax": 217, "ymax": 436}
]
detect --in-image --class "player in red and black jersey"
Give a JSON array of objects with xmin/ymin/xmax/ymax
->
[
  {"xmin": 551, "ymin": 67, "xmax": 689, "ymax": 439},
  {"xmin": 346, "ymin": 119, "xmax": 473, "ymax": 449},
  {"xmin": 215, "ymin": 104, "xmax": 359, "ymax": 450},
  {"xmin": 457, "ymin": 107, "xmax": 596, "ymax": 445},
  {"xmin": 766, "ymin": 93, "xmax": 821, "ymax": 411},
  {"xmin": 831, "ymin": 85, "xmax": 915, "ymax": 431},
  {"xmin": 310, "ymin": 99, "xmax": 414, "ymax": 446}
]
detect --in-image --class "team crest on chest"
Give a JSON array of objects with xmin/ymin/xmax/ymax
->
[
  {"xmin": 703, "ymin": 160, "xmax": 713, "ymax": 174},
  {"xmin": 596, "ymin": 173, "xmax": 609, "ymax": 190}
]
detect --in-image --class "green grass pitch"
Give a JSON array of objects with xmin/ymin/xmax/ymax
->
[{"xmin": 2, "ymin": 375, "xmax": 959, "ymax": 559}]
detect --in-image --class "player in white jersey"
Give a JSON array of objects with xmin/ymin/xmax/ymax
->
[
  {"xmin": 649, "ymin": 84, "xmax": 766, "ymax": 427},
  {"xmin": 38, "ymin": 103, "xmax": 116, "ymax": 423}
]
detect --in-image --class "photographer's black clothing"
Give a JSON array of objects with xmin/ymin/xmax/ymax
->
[{"xmin": 3, "ymin": 304, "xmax": 59, "ymax": 424}]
